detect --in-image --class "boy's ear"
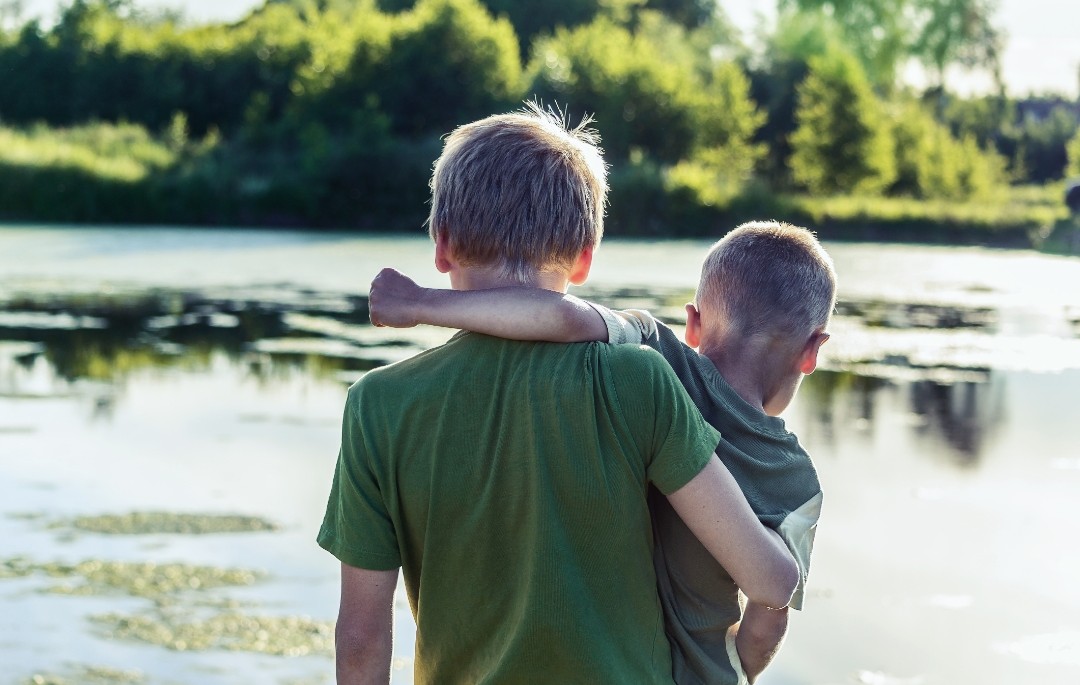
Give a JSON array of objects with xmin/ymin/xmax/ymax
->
[
  {"xmin": 434, "ymin": 231, "xmax": 454, "ymax": 274},
  {"xmin": 568, "ymin": 245, "xmax": 594, "ymax": 285},
  {"xmin": 684, "ymin": 303, "xmax": 702, "ymax": 349},
  {"xmin": 798, "ymin": 330, "xmax": 830, "ymax": 375}
]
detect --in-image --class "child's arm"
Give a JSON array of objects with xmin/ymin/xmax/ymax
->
[
  {"xmin": 733, "ymin": 601, "xmax": 790, "ymax": 683},
  {"xmin": 367, "ymin": 267, "xmax": 608, "ymax": 342}
]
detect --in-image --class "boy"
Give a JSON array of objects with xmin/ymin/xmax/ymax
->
[
  {"xmin": 319, "ymin": 106, "xmax": 798, "ymax": 685},
  {"xmin": 368, "ymin": 220, "xmax": 834, "ymax": 684}
]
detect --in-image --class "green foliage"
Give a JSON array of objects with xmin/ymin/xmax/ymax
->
[
  {"xmin": 1068, "ymin": 128, "xmax": 1080, "ymax": 178},
  {"xmin": 789, "ymin": 51, "xmax": 896, "ymax": 195},
  {"xmin": 374, "ymin": 0, "xmax": 523, "ymax": 136},
  {"xmin": 910, "ymin": 0, "xmax": 1002, "ymax": 87},
  {"xmin": 669, "ymin": 61, "xmax": 766, "ymax": 204},
  {"xmin": 891, "ymin": 101, "xmax": 1006, "ymax": 200},
  {"xmin": 0, "ymin": 0, "xmax": 1066, "ymax": 244},
  {"xmin": 747, "ymin": 10, "xmax": 849, "ymax": 182},
  {"xmin": 779, "ymin": 0, "xmax": 1003, "ymax": 89},
  {"xmin": 377, "ymin": 0, "xmax": 603, "ymax": 48},
  {"xmin": 0, "ymin": 0, "xmax": 317, "ymax": 133},
  {"xmin": 777, "ymin": 0, "xmax": 907, "ymax": 86},
  {"xmin": 942, "ymin": 94, "xmax": 1011, "ymax": 148},
  {"xmin": 1004, "ymin": 104, "xmax": 1078, "ymax": 183},
  {"xmin": 639, "ymin": 0, "xmax": 715, "ymax": 28},
  {"xmin": 528, "ymin": 18, "xmax": 699, "ymax": 162}
]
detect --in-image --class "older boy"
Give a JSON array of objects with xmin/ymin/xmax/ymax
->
[
  {"xmin": 368, "ymin": 221, "xmax": 835, "ymax": 684},
  {"xmin": 319, "ymin": 107, "xmax": 798, "ymax": 685}
]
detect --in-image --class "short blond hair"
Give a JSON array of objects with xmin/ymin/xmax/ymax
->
[
  {"xmin": 696, "ymin": 221, "xmax": 837, "ymax": 339},
  {"xmin": 428, "ymin": 103, "xmax": 607, "ymax": 282}
]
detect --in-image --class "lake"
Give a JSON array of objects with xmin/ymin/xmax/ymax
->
[{"xmin": 1, "ymin": 226, "xmax": 1078, "ymax": 685}]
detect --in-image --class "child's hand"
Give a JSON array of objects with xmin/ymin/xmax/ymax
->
[{"xmin": 368, "ymin": 268, "xmax": 426, "ymax": 328}]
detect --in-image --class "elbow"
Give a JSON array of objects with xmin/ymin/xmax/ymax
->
[
  {"xmin": 335, "ymin": 618, "xmax": 391, "ymax": 678},
  {"xmin": 746, "ymin": 555, "xmax": 800, "ymax": 610},
  {"xmin": 556, "ymin": 297, "xmax": 607, "ymax": 343}
]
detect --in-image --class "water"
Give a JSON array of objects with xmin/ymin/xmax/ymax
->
[{"xmin": 1, "ymin": 226, "xmax": 1078, "ymax": 685}]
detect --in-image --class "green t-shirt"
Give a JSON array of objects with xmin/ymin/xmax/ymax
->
[{"xmin": 318, "ymin": 332, "xmax": 721, "ymax": 684}]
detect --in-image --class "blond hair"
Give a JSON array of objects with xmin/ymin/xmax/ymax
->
[
  {"xmin": 696, "ymin": 221, "xmax": 837, "ymax": 339},
  {"xmin": 427, "ymin": 103, "xmax": 607, "ymax": 282}
]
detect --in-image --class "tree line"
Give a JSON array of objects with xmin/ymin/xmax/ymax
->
[{"xmin": 0, "ymin": 0, "xmax": 1078, "ymax": 234}]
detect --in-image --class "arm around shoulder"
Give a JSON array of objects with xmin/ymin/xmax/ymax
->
[
  {"xmin": 665, "ymin": 456, "xmax": 800, "ymax": 610},
  {"xmin": 367, "ymin": 268, "xmax": 607, "ymax": 342},
  {"xmin": 335, "ymin": 563, "xmax": 398, "ymax": 685}
]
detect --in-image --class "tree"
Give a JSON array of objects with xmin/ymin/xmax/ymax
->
[
  {"xmin": 373, "ymin": 0, "xmax": 523, "ymax": 136},
  {"xmin": 747, "ymin": 10, "xmax": 846, "ymax": 182},
  {"xmin": 778, "ymin": 0, "xmax": 1003, "ymax": 91},
  {"xmin": 776, "ymin": 0, "xmax": 908, "ymax": 86},
  {"xmin": 789, "ymin": 50, "xmax": 895, "ymax": 195},
  {"xmin": 910, "ymin": 0, "xmax": 1003, "ymax": 91},
  {"xmin": 527, "ymin": 18, "xmax": 700, "ymax": 163}
]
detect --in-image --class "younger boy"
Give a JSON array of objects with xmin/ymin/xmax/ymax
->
[{"xmin": 368, "ymin": 221, "xmax": 835, "ymax": 684}]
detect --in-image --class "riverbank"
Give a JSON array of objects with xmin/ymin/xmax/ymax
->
[{"xmin": 0, "ymin": 123, "xmax": 1070, "ymax": 248}]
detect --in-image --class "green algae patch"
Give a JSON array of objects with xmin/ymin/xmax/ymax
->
[
  {"xmin": 41, "ymin": 560, "xmax": 262, "ymax": 599},
  {"xmin": 0, "ymin": 556, "xmax": 35, "ymax": 579},
  {"xmin": 24, "ymin": 665, "xmax": 145, "ymax": 685},
  {"xmin": 67, "ymin": 511, "xmax": 280, "ymax": 535},
  {"xmin": 92, "ymin": 611, "xmax": 334, "ymax": 656}
]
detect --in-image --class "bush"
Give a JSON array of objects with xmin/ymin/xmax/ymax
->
[{"xmin": 891, "ymin": 101, "xmax": 1006, "ymax": 201}]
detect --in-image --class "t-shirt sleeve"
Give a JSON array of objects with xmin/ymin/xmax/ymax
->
[
  {"xmin": 316, "ymin": 384, "xmax": 402, "ymax": 570},
  {"xmin": 606, "ymin": 345, "xmax": 721, "ymax": 495},
  {"xmin": 586, "ymin": 302, "xmax": 652, "ymax": 345},
  {"xmin": 601, "ymin": 308, "xmax": 718, "ymax": 421},
  {"xmin": 777, "ymin": 491, "xmax": 823, "ymax": 610}
]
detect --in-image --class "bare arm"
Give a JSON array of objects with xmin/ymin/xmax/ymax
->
[
  {"xmin": 335, "ymin": 563, "xmax": 398, "ymax": 685},
  {"xmin": 735, "ymin": 602, "xmax": 789, "ymax": 683},
  {"xmin": 665, "ymin": 456, "xmax": 800, "ymax": 610},
  {"xmin": 367, "ymin": 268, "xmax": 607, "ymax": 342}
]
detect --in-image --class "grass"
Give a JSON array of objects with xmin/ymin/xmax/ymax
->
[{"xmin": 0, "ymin": 123, "xmax": 176, "ymax": 183}]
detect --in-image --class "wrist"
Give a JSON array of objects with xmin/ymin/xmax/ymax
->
[{"xmin": 412, "ymin": 286, "xmax": 439, "ymax": 325}]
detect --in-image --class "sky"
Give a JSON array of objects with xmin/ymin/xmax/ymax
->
[{"xmin": 14, "ymin": 0, "xmax": 1080, "ymax": 98}]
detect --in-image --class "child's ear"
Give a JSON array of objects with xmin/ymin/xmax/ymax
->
[
  {"xmin": 568, "ymin": 245, "xmax": 594, "ymax": 285},
  {"xmin": 798, "ymin": 330, "xmax": 830, "ymax": 374},
  {"xmin": 684, "ymin": 303, "xmax": 702, "ymax": 348},
  {"xmin": 434, "ymin": 231, "xmax": 454, "ymax": 274}
]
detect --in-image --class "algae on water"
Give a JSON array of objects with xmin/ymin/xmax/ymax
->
[
  {"xmin": 67, "ymin": 511, "xmax": 279, "ymax": 535},
  {"xmin": 24, "ymin": 665, "xmax": 145, "ymax": 685},
  {"xmin": 92, "ymin": 611, "xmax": 334, "ymax": 657},
  {"xmin": 41, "ymin": 559, "xmax": 262, "ymax": 599}
]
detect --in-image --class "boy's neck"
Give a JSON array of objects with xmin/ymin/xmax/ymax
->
[
  {"xmin": 697, "ymin": 335, "xmax": 790, "ymax": 415},
  {"xmin": 450, "ymin": 265, "xmax": 570, "ymax": 293}
]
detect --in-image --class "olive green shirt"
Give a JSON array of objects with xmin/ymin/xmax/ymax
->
[
  {"xmin": 593, "ymin": 306, "xmax": 823, "ymax": 685},
  {"xmin": 318, "ymin": 332, "xmax": 721, "ymax": 684}
]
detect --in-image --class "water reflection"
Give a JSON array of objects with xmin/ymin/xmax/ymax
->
[
  {"xmin": 908, "ymin": 377, "xmax": 1004, "ymax": 463},
  {"xmin": 0, "ymin": 287, "xmax": 379, "ymax": 389},
  {"xmin": 0, "ymin": 284, "xmax": 1028, "ymax": 472},
  {"xmin": 799, "ymin": 368, "xmax": 1005, "ymax": 466}
]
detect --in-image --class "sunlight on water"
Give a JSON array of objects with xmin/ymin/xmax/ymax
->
[
  {"xmin": 995, "ymin": 631, "xmax": 1080, "ymax": 666},
  {"xmin": 1, "ymin": 227, "xmax": 1079, "ymax": 685}
]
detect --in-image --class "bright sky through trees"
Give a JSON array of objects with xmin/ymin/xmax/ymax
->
[{"xmin": 14, "ymin": 0, "xmax": 1080, "ymax": 97}]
